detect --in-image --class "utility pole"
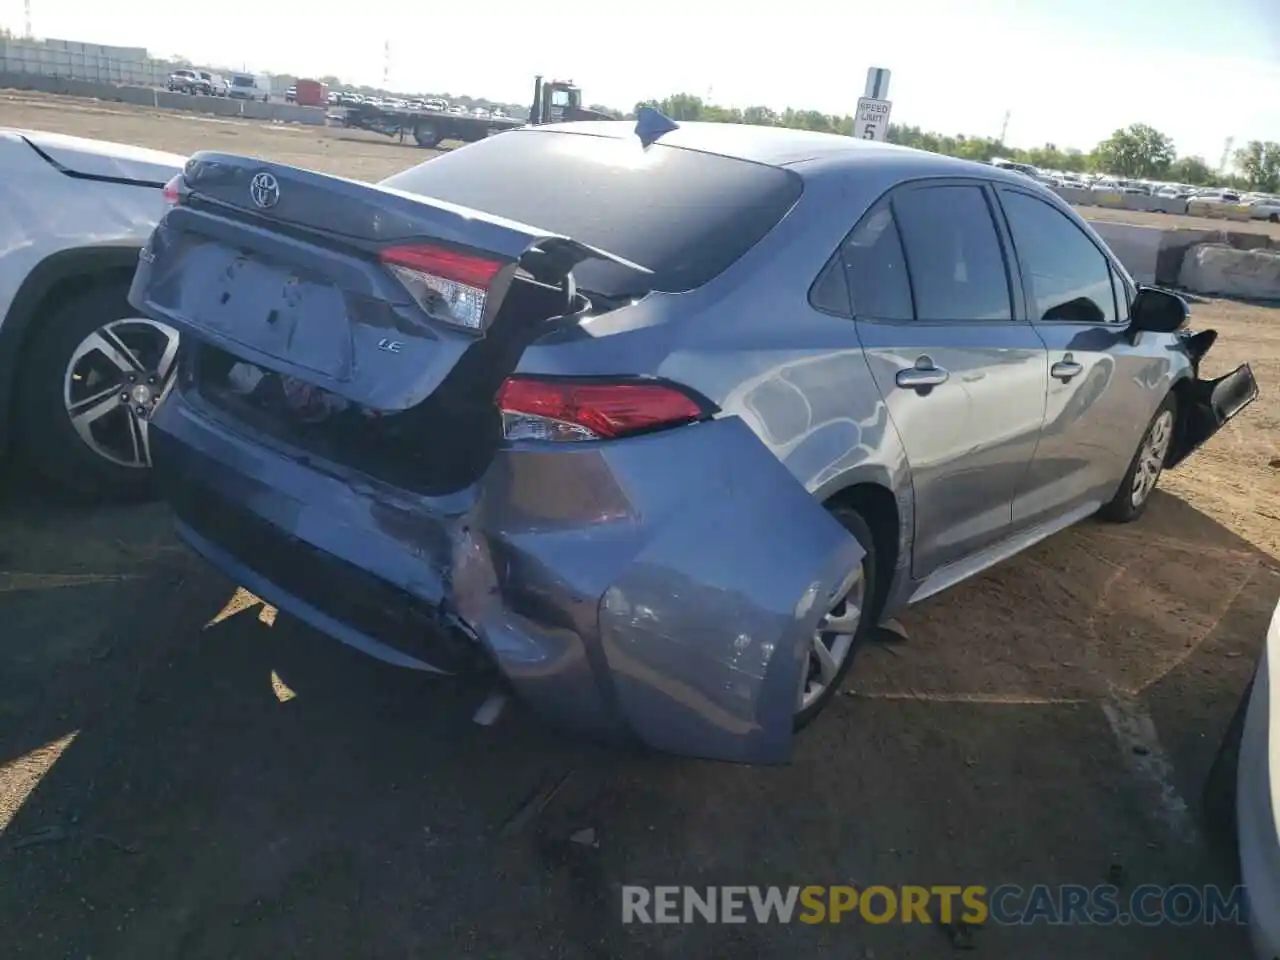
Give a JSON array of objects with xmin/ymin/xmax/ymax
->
[
  {"xmin": 24, "ymin": 0, "xmax": 33, "ymax": 38},
  {"xmin": 382, "ymin": 40, "xmax": 390, "ymax": 90},
  {"xmin": 999, "ymin": 110, "xmax": 1011, "ymax": 144},
  {"xmin": 1219, "ymin": 136, "xmax": 1235, "ymax": 174}
]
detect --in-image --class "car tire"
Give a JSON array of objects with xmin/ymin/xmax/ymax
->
[
  {"xmin": 1098, "ymin": 392, "xmax": 1178, "ymax": 523},
  {"xmin": 14, "ymin": 280, "xmax": 178, "ymax": 503},
  {"xmin": 414, "ymin": 123, "xmax": 442, "ymax": 149},
  {"xmin": 794, "ymin": 505, "xmax": 879, "ymax": 730}
]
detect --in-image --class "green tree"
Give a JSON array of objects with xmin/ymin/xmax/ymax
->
[
  {"xmin": 1168, "ymin": 155, "xmax": 1215, "ymax": 186},
  {"xmin": 1093, "ymin": 123, "xmax": 1176, "ymax": 178},
  {"xmin": 1234, "ymin": 141, "xmax": 1280, "ymax": 192},
  {"xmin": 635, "ymin": 93, "xmax": 706, "ymax": 121}
]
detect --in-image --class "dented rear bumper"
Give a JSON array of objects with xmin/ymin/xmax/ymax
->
[{"xmin": 150, "ymin": 384, "xmax": 863, "ymax": 763}]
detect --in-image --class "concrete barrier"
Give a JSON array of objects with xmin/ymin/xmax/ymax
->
[
  {"xmin": 1186, "ymin": 200, "xmax": 1253, "ymax": 222},
  {"xmin": 1052, "ymin": 187, "xmax": 1189, "ymax": 216},
  {"xmin": 1084, "ymin": 219, "xmax": 1239, "ymax": 287},
  {"xmin": 0, "ymin": 71, "xmax": 326, "ymax": 125},
  {"xmin": 1091, "ymin": 190, "xmax": 1128, "ymax": 210},
  {"xmin": 1053, "ymin": 186, "xmax": 1095, "ymax": 207},
  {"xmin": 1179, "ymin": 244, "xmax": 1280, "ymax": 299},
  {"xmin": 1120, "ymin": 193, "xmax": 1188, "ymax": 215},
  {"xmin": 1088, "ymin": 221, "xmax": 1164, "ymax": 284}
]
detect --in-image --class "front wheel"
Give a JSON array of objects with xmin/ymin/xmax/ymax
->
[
  {"xmin": 15, "ymin": 281, "xmax": 180, "ymax": 502},
  {"xmin": 794, "ymin": 505, "xmax": 879, "ymax": 730},
  {"xmin": 1099, "ymin": 393, "xmax": 1177, "ymax": 523}
]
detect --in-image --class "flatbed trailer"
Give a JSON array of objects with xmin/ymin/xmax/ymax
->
[
  {"xmin": 336, "ymin": 102, "xmax": 522, "ymax": 148},
  {"xmin": 334, "ymin": 76, "xmax": 614, "ymax": 149}
]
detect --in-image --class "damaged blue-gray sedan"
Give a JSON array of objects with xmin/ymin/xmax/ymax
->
[{"xmin": 129, "ymin": 116, "xmax": 1257, "ymax": 763}]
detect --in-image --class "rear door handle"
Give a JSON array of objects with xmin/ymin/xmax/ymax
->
[
  {"xmin": 1051, "ymin": 359, "xmax": 1084, "ymax": 382},
  {"xmin": 896, "ymin": 360, "xmax": 950, "ymax": 390}
]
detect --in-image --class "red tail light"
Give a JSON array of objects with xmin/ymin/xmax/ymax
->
[
  {"xmin": 380, "ymin": 243, "xmax": 505, "ymax": 331},
  {"xmin": 495, "ymin": 376, "xmax": 711, "ymax": 442},
  {"xmin": 162, "ymin": 174, "xmax": 182, "ymax": 205}
]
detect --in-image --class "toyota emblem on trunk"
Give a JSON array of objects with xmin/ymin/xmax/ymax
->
[{"xmin": 249, "ymin": 172, "xmax": 280, "ymax": 209}]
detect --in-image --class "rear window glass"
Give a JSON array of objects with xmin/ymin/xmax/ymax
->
[{"xmin": 379, "ymin": 129, "xmax": 803, "ymax": 295}]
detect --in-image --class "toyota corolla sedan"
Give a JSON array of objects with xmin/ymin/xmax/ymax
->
[{"xmin": 129, "ymin": 117, "xmax": 1257, "ymax": 762}]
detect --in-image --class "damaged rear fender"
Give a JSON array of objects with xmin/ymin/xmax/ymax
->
[{"xmin": 451, "ymin": 416, "xmax": 865, "ymax": 764}]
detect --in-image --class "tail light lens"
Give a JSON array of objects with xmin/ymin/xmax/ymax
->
[
  {"xmin": 162, "ymin": 174, "xmax": 182, "ymax": 205},
  {"xmin": 380, "ymin": 243, "xmax": 505, "ymax": 331},
  {"xmin": 496, "ymin": 376, "xmax": 711, "ymax": 442}
]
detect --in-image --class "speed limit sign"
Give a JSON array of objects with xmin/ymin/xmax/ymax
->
[{"xmin": 856, "ymin": 97, "xmax": 892, "ymax": 141}]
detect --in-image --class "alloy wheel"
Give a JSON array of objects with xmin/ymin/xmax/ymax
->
[
  {"xmin": 63, "ymin": 318, "xmax": 180, "ymax": 469},
  {"xmin": 1130, "ymin": 408, "xmax": 1174, "ymax": 508},
  {"xmin": 797, "ymin": 566, "xmax": 866, "ymax": 712}
]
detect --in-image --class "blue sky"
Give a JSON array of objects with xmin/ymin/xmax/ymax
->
[{"xmin": 2, "ymin": 0, "xmax": 1276, "ymax": 163}]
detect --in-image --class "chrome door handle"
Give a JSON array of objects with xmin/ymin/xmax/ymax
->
[
  {"xmin": 896, "ymin": 362, "xmax": 950, "ymax": 390},
  {"xmin": 1051, "ymin": 359, "xmax": 1084, "ymax": 382}
]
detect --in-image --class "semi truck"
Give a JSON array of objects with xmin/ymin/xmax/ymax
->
[{"xmin": 336, "ymin": 76, "xmax": 616, "ymax": 149}]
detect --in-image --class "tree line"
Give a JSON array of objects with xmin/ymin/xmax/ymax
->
[
  {"xmin": 630, "ymin": 93, "xmax": 1280, "ymax": 193},
  {"xmin": 247, "ymin": 73, "xmax": 1280, "ymax": 193}
]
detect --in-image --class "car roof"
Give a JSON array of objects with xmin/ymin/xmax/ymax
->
[{"xmin": 536, "ymin": 120, "xmax": 1029, "ymax": 184}]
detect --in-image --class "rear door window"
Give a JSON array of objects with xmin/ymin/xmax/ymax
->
[
  {"xmin": 891, "ymin": 184, "xmax": 1014, "ymax": 321},
  {"xmin": 379, "ymin": 129, "xmax": 803, "ymax": 295}
]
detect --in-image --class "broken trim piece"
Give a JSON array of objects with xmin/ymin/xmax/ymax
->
[{"xmin": 1168, "ymin": 363, "xmax": 1259, "ymax": 470}]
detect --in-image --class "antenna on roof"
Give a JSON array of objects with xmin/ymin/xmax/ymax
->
[{"xmin": 634, "ymin": 106, "xmax": 679, "ymax": 148}]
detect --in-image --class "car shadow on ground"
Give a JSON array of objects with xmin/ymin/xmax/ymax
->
[{"xmin": 0, "ymin": 474, "xmax": 1270, "ymax": 960}]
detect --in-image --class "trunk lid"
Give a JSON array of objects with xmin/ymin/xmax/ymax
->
[{"xmin": 129, "ymin": 152, "xmax": 649, "ymax": 411}]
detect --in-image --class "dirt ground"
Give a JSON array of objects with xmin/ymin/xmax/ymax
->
[{"xmin": 2, "ymin": 94, "xmax": 1279, "ymax": 959}]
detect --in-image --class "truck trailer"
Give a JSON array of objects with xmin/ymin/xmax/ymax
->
[{"xmin": 336, "ymin": 76, "xmax": 615, "ymax": 148}]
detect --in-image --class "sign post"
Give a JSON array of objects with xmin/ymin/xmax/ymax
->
[{"xmin": 856, "ymin": 66, "xmax": 893, "ymax": 141}]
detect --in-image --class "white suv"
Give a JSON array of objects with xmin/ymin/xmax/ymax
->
[{"xmin": 0, "ymin": 129, "xmax": 184, "ymax": 499}]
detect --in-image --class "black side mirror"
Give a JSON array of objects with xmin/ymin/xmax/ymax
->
[{"xmin": 1129, "ymin": 286, "xmax": 1188, "ymax": 334}]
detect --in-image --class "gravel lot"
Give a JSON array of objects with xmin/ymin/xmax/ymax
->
[{"xmin": 1, "ymin": 92, "xmax": 1277, "ymax": 959}]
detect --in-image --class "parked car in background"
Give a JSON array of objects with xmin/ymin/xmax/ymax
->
[
  {"xmin": 1190, "ymin": 188, "xmax": 1243, "ymax": 205},
  {"xmin": 166, "ymin": 69, "xmax": 206, "ymax": 95},
  {"xmin": 194, "ymin": 70, "xmax": 228, "ymax": 97},
  {"xmin": 285, "ymin": 85, "xmax": 297, "ymax": 103},
  {"xmin": 130, "ymin": 121, "xmax": 1256, "ymax": 762},
  {"xmin": 1246, "ymin": 195, "xmax": 1280, "ymax": 222},
  {"xmin": 0, "ymin": 129, "xmax": 183, "ymax": 499},
  {"xmin": 228, "ymin": 74, "xmax": 269, "ymax": 102}
]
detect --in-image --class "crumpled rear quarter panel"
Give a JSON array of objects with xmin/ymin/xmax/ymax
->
[{"xmin": 456, "ymin": 417, "xmax": 865, "ymax": 763}]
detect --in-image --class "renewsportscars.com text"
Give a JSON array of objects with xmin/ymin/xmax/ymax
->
[{"xmin": 621, "ymin": 884, "xmax": 1249, "ymax": 927}]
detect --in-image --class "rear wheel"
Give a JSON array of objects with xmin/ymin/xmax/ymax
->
[
  {"xmin": 15, "ymin": 280, "xmax": 180, "ymax": 502},
  {"xmin": 414, "ymin": 123, "xmax": 442, "ymax": 149},
  {"xmin": 1099, "ymin": 392, "xmax": 1177, "ymax": 523},
  {"xmin": 794, "ymin": 506, "xmax": 879, "ymax": 730}
]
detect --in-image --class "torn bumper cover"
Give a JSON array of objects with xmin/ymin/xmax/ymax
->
[
  {"xmin": 1168, "ymin": 360, "xmax": 1259, "ymax": 469},
  {"xmin": 150, "ymin": 385, "xmax": 863, "ymax": 763}
]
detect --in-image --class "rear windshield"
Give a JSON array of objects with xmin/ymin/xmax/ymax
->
[{"xmin": 379, "ymin": 129, "xmax": 803, "ymax": 295}]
